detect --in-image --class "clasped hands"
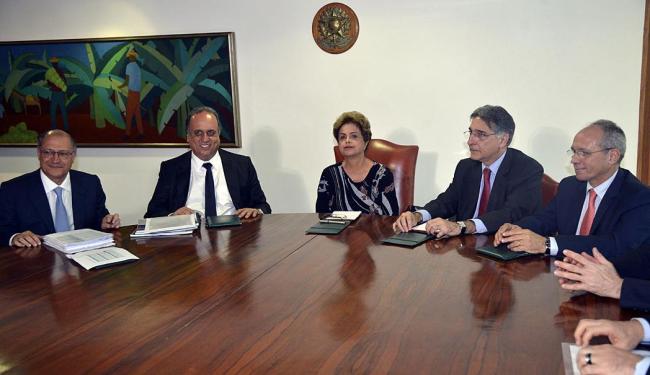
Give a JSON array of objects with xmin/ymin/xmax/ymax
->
[
  {"xmin": 392, "ymin": 212, "xmax": 463, "ymax": 238},
  {"xmin": 493, "ymin": 223, "xmax": 546, "ymax": 253}
]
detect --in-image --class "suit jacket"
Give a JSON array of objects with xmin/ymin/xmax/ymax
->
[
  {"xmin": 611, "ymin": 245, "xmax": 650, "ymax": 311},
  {"xmin": 421, "ymin": 148, "xmax": 543, "ymax": 233},
  {"xmin": 0, "ymin": 169, "xmax": 110, "ymax": 244},
  {"xmin": 145, "ymin": 150, "xmax": 271, "ymax": 218},
  {"xmin": 516, "ymin": 168, "xmax": 650, "ymax": 258}
]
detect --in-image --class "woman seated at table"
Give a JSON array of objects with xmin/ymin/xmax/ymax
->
[{"xmin": 316, "ymin": 111, "xmax": 399, "ymax": 215}]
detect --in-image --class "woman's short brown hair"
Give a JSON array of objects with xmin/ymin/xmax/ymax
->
[{"xmin": 332, "ymin": 111, "xmax": 372, "ymax": 142}]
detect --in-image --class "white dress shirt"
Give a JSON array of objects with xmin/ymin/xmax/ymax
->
[
  {"xmin": 632, "ymin": 318, "xmax": 650, "ymax": 375},
  {"xmin": 548, "ymin": 169, "xmax": 618, "ymax": 256},
  {"xmin": 8, "ymin": 171, "xmax": 74, "ymax": 245},
  {"xmin": 185, "ymin": 151, "xmax": 236, "ymax": 216}
]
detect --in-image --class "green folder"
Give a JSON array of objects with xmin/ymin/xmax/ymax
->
[
  {"xmin": 306, "ymin": 221, "xmax": 349, "ymax": 235},
  {"xmin": 476, "ymin": 244, "xmax": 536, "ymax": 261},
  {"xmin": 205, "ymin": 215, "xmax": 242, "ymax": 228},
  {"xmin": 382, "ymin": 231, "xmax": 433, "ymax": 248}
]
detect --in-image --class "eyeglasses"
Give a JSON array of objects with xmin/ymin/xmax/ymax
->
[
  {"xmin": 567, "ymin": 148, "xmax": 613, "ymax": 158},
  {"xmin": 190, "ymin": 129, "xmax": 219, "ymax": 138},
  {"xmin": 464, "ymin": 130, "xmax": 497, "ymax": 141},
  {"xmin": 39, "ymin": 149, "xmax": 75, "ymax": 160}
]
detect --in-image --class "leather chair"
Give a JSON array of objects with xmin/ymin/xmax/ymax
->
[
  {"xmin": 334, "ymin": 139, "xmax": 418, "ymax": 213},
  {"xmin": 541, "ymin": 174, "xmax": 559, "ymax": 207}
]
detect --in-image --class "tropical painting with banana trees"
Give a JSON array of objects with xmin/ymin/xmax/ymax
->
[{"xmin": 0, "ymin": 32, "xmax": 240, "ymax": 147}]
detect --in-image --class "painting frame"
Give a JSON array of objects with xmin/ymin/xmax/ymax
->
[{"xmin": 0, "ymin": 32, "xmax": 241, "ymax": 148}]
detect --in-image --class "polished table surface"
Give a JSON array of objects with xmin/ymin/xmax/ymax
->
[{"xmin": 0, "ymin": 213, "xmax": 631, "ymax": 374}]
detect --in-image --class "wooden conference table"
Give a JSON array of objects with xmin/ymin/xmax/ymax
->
[{"xmin": 0, "ymin": 213, "xmax": 631, "ymax": 374}]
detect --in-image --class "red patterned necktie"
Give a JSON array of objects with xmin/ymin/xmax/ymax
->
[
  {"xmin": 478, "ymin": 168, "xmax": 491, "ymax": 216},
  {"xmin": 579, "ymin": 189, "xmax": 596, "ymax": 236}
]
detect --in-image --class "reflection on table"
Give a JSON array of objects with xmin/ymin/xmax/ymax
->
[{"xmin": 0, "ymin": 213, "xmax": 629, "ymax": 374}]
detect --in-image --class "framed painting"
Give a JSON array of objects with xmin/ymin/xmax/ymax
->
[{"xmin": 0, "ymin": 32, "xmax": 241, "ymax": 147}]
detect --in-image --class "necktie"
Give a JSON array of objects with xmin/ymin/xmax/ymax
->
[
  {"xmin": 203, "ymin": 163, "xmax": 217, "ymax": 217},
  {"xmin": 478, "ymin": 168, "xmax": 491, "ymax": 216},
  {"xmin": 54, "ymin": 187, "xmax": 70, "ymax": 232},
  {"xmin": 579, "ymin": 189, "xmax": 597, "ymax": 236}
]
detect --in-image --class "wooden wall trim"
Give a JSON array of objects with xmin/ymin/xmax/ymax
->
[{"xmin": 638, "ymin": 0, "xmax": 650, "ymax": 184}]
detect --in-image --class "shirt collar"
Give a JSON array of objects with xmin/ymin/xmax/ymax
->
[
  {"xmin": 483, "ymin": 148, "xmax": 507, "ymax": 174},
  {"xmin": 40, "ymin": 170, "xmax": 71, "ymax": 192},
  {"xmin": 587, "ymin": 168, "xmax": 618, "ymax": 196},
  {"xmin": 191, "ymin": 150, "xmax": 222, "ymax": 172}
]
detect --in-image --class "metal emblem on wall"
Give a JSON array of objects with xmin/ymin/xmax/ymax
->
[{"xmin": 312, "ymin": 3, "xmax": 359, "ymax": 54}]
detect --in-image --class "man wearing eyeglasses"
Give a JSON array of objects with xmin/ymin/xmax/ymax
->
[
  {"xmin": 494, "ymin": 120, "xmax": 650, "ymax": 257},
  {"xmin": 145, "ymin": 106, "xmax": 271, "ymax": 218},
  {"xmin": 0, "ymin": 130, "xmax": 120, "ymax": 247},
  {"xmin": 393, "ymin": 104, "xmax": 543, "ymax": 237}
]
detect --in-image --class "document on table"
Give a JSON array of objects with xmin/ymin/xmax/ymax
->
[
  {"xmin": 43, "ymin": 228, "xmax": 115, "ymax": 253},
  {"xmin": 329, "ymin": 211, "xmax": 362, "ymax": 221},
  {"xmin": 68, "ymin": 246, "xmax": 139, "ymax": 270},
  {"xmin": 143, "ymin": 214, "xmax": 198, "ymax": 233}
]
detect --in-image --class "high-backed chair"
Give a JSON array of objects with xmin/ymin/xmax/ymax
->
[
  {"xmin": 334, "ymin": 139, "xmax": 418, "ymax": 213},
  {"xmin": 541, "ymin": 174, "xmax": 559, "ymax": 207}
]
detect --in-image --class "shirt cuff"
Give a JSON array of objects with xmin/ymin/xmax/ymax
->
[
  {"xmin": 634, "ymin": 357, "xmax": 650, "ymax": 375},
  {"xmin": 470, "ymin": 219, "xmax": 487, "ymax": 234},
  {"xmin": 632, "ymin": 318, "xmax": 650, "ymax": 343},
  {"xmin": 8, "ymin": 233, "xmax": 18, "ymax": 246},
  {"xmin": 416, "ymin": 209, "xmax": 431, "ymax": 223},
  {"xmin": 549, "ymin": 237, "xmax": 559, "ymax": 256}
]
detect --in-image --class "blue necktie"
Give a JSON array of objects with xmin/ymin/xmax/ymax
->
[
  {"xmin": 203, "ymin": 163, "xmax": 217, "ymax": 217},
  {"xmin": 54, "ymin": 187, "xmax": 70, "ymax": 232}
]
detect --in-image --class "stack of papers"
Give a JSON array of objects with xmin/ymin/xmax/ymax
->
[
  {"xmin": 130, "ymin": 214, "xmax": 198, "ymax": 238},
  {"xmin": 43, "ymin": 228, "xmax": 115, "ymax": 254},
  {"xmin": 43, "ymin": 228, "xmax": 138, "ymax": 271},
  {"xmin": 319, "ymin": 211, "xmax": 362, "ymax": 224}
]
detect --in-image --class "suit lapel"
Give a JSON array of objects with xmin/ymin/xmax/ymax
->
[
  {"xmin": 176, "ymin": 152, "xmax": 192, "ymax": 208},
  {"xmin": 219, "ymin": 150, "xmax": 240, "ymax": 207},
  {"xmin": 566, "ymin": 180, "xmax": 587, "ymax": 233},
  {"xmin": 488, "ymin": 150, "xmax": 512, "ymax": 211},
  {"xmin": 461, "ymin": 161, "xmax": 482, "ymax": 218},
  {"xmin": 28, "ymin": 170, "xmax": 56, "ymax": 233},
  {"xmin": 590, "ymin": 170, "xmax": 624, "ymax": 233},
  {"xmin": 70, "ymin": 171, "xmax": 86, "ymax": 228}
]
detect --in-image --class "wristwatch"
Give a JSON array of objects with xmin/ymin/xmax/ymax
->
[
  {"xmin": 544, "ymin": 237, "xmax": 551, "ymax": 255},
  {"xmin": 456, "ymin": 221, "xmax": 467, "ymax": 235}
]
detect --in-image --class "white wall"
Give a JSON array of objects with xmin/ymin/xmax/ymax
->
[{"xmin": 0, "ymin": 0, "xmax": 645, "ymax": 225}]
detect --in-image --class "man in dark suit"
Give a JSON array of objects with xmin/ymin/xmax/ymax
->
[
  {"xmin": 573, "ymin": 317, "xmax": 650, "ymax": 374},
  {"xmin": 393, "ymin": 104, "xmax": 543, "ymax": 237},
  {"xmin": 145, "ymin": 106, "xmax": 271, "ymax": 218},
  {"xmin": 0, "ymin": 130, "xmax": 120, "ymax": 247},
  {"xmin": 494, "ymin": 120, "xmax": 650, "ymax": 258}
]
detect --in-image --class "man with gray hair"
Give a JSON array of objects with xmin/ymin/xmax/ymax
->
[
  {"xmin": 0, "ymin": 130, "xmax": 120, "ymax": 246},
  {"xmin": 495, "ymin": 120, "xmax": 650, "ymax": 258},
  {"xmin": 394, "ymin": 104, "xmax": 543, "ymax": 237}
]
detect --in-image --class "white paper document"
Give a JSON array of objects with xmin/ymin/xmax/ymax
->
[
  {"xmin": 43, "ymin": 228, "xmax": 115, "ymax": 253},
  {"xmin": 143, "ymin": 214, "xmax": 198, "ymax": 234},
  {"xmin": 68, "ymin": 246, "xmax": 139, "ymax": 270},
  {"xmin": 411, "ymin": 222, "xmax": 428, "ymax": 233},
  {"xmin": 330, "ymin": 211, "xmax": 362, "ymax": 221}
]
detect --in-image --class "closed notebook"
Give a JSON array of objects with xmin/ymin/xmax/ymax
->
[
  {"xmin": 205, "ymin": 215, "xmax": 242, "ymax": 228},
  {"xmin": 382, "ymin": 231, "xmax": 433, "ymax": 248},
  {"xmin": 476, "ymin": 244, "xmax": 536, "ymax": 261},
  {"xmin": 306, "ymin": 221, "xmax": 349, "ymax": 235}
]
